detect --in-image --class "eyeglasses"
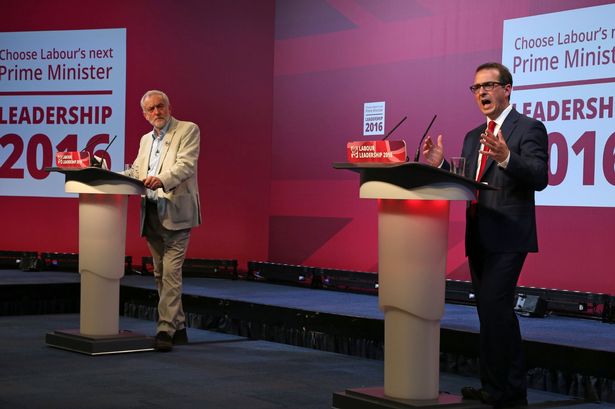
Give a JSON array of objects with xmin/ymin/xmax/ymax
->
[
  {"xmin": 469, "ymin": 81, "xmax": 504, "ymax": 94},
  {"xmin": 144, "ymin": 103, "xmax": 166, "ymax": 113}
]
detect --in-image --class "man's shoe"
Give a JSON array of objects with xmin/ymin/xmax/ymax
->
[
  {"xmin": 461, "ymin": 387, "xmax": 493, "ymax": 404},
  {"xmin": 496, "ymin": 397, "xmax": 528, "ymax": 409},
  {"xmin": 462, "ymin": 387, "xmax": 528, "ymax": 408},
  {"xmin": 154, "ymin": 331, "xmax": 173, "ymax": 352},
  {"xmin": 173, "ymin": 328, "xmax": 188, "ymax": 345}
]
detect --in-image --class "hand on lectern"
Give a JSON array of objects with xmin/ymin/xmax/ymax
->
[
  {"xmin": 143, "ymin": 175, "xmax": 164, "ymax": 190},
  {"xmin": 422, "ymin": 134, "xmax": 444, "ymax": 167}
]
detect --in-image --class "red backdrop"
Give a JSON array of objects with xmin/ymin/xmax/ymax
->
[
  {"xmin": 2, "ymin": 0, "xmax": 275, "ymax": 267},
  {"xmin": 2, "ymin": 0, "xmax": 614, "ymax": 295},
  {"xmin": 268, "ymin": 0, "xmax": 615, "ymax": 294}
]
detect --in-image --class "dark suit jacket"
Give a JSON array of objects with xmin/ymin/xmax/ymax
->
[{"xmin": 461, "ymin": 108, "xmax": 548, "ymax": 254}]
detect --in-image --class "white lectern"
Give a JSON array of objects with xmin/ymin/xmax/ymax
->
[
  {"xmin": 45, "ymin": 167, "xmax": 154, "ymax": 355},
  {"xmin": 332, "ymin": 162, "xmax": 492, "ymax": 409}
]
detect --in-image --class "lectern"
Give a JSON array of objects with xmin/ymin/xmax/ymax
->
[
  {"xmin": 45, "ymin": 167, "xmax": 154, "ymax": 355},
  {"xmin": 332, "ymin": 162, "xmax": 492, "ymax": 409}
]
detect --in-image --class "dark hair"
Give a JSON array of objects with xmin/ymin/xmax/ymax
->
[{"xmin": 476, "ymin": 62, "xmax": 513, "ymax": 86}]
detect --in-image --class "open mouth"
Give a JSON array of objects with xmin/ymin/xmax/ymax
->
[{"xmin": 481, "ymin": 98, "xmax": 492, "ymax": 108}]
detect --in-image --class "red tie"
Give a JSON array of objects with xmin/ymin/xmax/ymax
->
[{"xmin": 476, "ymin": 120, "xmax": 496, "ymax": 181}]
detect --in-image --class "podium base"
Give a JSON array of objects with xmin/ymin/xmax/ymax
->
[
  {"xmin": 332, "ymin": 387, "xmax": 485, "ymax": 409},
  {"xmin": 46, "ymin": 329, "xmax": 154, "ymax": 355}
]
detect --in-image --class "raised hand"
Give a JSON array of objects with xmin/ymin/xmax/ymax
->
[{"xmin": 422, "ymin": 134, "xmax": 444, "ymax": 167}]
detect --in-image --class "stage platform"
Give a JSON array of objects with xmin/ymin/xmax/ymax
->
[
  {"xmin": 1, "ymin": 313, "xmax": 607, "ymax": 409},
  {"xmin": 1, "ymin": 269, "xmax": 615, "ymax": 406}
]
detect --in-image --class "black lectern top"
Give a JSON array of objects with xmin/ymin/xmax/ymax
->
[
  {"xmin": 46, "ymin": 167, "xmax": 145, "ymax": 188},
  {"xmin": 333, "ymin": 162, "xmax": 495, "ymax": 193}
]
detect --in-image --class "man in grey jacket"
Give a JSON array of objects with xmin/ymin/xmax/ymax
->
[{"xmin": 128, "ymin": 90, "xmax": 201, "ymax": 352}]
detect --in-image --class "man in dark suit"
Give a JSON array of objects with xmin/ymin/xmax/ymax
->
[{"xmin": 422, "ymin": 62, "xmax": 549, "ymax": 408}]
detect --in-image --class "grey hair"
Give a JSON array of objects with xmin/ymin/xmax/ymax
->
[{"xmin": 140, "ymin": 90, "xmax": 170, "ymax": 110}]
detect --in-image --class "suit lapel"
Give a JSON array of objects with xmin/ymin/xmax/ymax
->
[
  {"xmin": 156, "ymin": 117, "xmax": 177, "ymax": 174},
  {"xmin": 500, "ymin": 108, "xmax": 520, "ymax": 145},
  {"xmin": 139, "ymin": 136, "xmax": 154, "ymax": 179},
  {"xmin": 467, "ymin": 128, "xmax": 482, "ymax": 180}
]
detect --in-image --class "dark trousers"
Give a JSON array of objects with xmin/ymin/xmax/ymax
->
[{"xmin": 468, "ymin": 249, "xmax": 528, "ymax": 402}]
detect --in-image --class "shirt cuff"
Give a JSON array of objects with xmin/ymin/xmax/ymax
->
[{"xmin": 498, "ymin": 151, "xmax": 511, "ymax": 168}]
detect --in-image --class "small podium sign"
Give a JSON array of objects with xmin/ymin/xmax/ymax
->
[
  {"xmin": 347, "ymin": 141, "xmax": 407, "ymax": 163},
  {"xmin": 55, "ymin": 151, "xmax": 91, "ymax": 168}
]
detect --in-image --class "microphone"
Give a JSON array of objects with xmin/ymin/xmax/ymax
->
[
  {"xmin": 80, "ymin": 134, "xmax": 106, "ymax": 153},
  {"xmin": 413, "ymin": 114, "xmax": 437, "ymax": 162},
  {"xmin": 382, "ymin": 116, "xmax": 407, "ymax": 140},
  {"xmin": 85, "ymin": 135, "xmax": 117, "ymax": 168},
  {"xmin": 102, "ymin": 134, "xmax": 118, "ymax": 154}
]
